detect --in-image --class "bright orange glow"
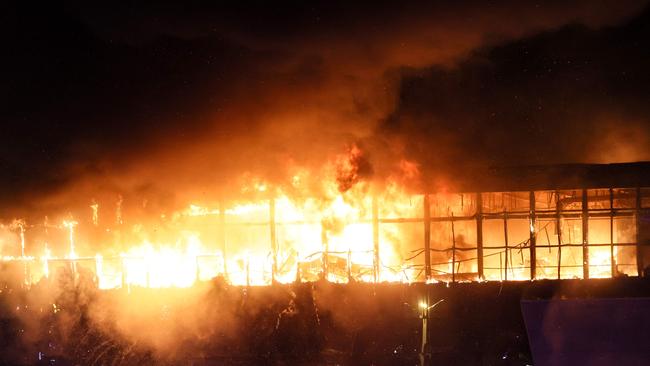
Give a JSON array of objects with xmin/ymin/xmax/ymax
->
[{"xmin": 0, "ymin": 171, "xmax": 643, "ymax": 288}]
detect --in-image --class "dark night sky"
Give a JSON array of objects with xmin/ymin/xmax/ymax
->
[{"xmin": 2, "ymin": 0, "xmax": 650, "ymax": 218}]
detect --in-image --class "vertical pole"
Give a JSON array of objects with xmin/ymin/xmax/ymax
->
[
  {"xmin": 499, "ymin": 252, "xmax": 503, "ymax": 281},
  {"xmin": 19, "ymin": 223, "xmax": 27, "ymax": 286},
  {"xmin": 419, "ymin": 292, "xmax": 430, "ymax": 366},
  {"xmin": 556, "ymin": 191, "xmax": 562, "ymax": 280},
  {"xmin": 219, "ymin": 201, "xmax": 228, "ymax": 280},
  {"xmin": 246, "ymin": 257, "xmax": 250, "ymax": 287},
  {"xmin": 270, "ymin": 198, "xmax": 277, "ymax": 283},
  {"xmin": 93, "ymin": 255, "xmax": 101, "ymax": 288},
  {"xmin": 43, "ymin": 218, "xmax": 50, "ymax": 282},
  {"xmin": 18, "ymin": 223, "xmax": 25, "ymax": 257},
  {"xmin": 423, "ymin": 194, "xmax": 432, "ymax": 280},
  {"xmin": 610, "ymin": 188, "xmax": 615, "ymax": 277},
  {"xmin": 66, "ymin": 222, "xmax": 77, "ymax": 277},
  {"xmin": 529, "ymin": 191, "xmax": 537, "ymax": 280},
  {"xmin": 503, "ymin": 210, "xmax": 509, "ymax": 281},
  {"xmin": 372, "ymin": 195, "xmax": 380, "ymax": 283},
  {"xmin": 121, "ymin": 257, "xmax": 126, "ymax": 289},
  {"xmin": 44, "ymin": 257, "xmax": 50, "ymax": 281},
  {"xmin": 321, "ymin": 220, "xmax": 328, "ymax": 280},
  {"xmin": 476, "ymin": 193, "xmax": 484, "ymax": 280},
  {"xmin": 636, "ymin": 187, "xmax": 643, "ymax": 277},
  {"xmin": 347, "ymin": 249, "xmax": 352, "ymax": 283},
  {"xmin": 451, "ymin": 213, "xmax": 456, "ymax": 283},
  {"xmin": 295, "ymin": 252, "xmax": 301, "ymax": 283},
  {"xmin": 582, "ymin": 189, "xmax": 589, "ymax": 279}
]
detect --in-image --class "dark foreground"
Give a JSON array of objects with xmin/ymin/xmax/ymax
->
[{"xmin": 1, "ymin": 271, "xmax": 649, "ymax": 365}]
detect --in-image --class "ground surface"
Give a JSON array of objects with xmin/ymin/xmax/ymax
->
[{"xmin": 2, "ymin": 268, "xmax": 648, "ymax": 365}]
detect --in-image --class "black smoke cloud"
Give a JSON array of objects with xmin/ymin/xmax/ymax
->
[
  {"xmin": 383, "ymin": 7, "xmax": 650, "ymax": 187},
  {"xmin": 1, "ymin": 0, "xmax": 649, "ymax": 219}
]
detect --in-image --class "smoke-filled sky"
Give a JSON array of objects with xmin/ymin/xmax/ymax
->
[{"xmin": 2, "ymin": 0, "xmax": 650, "ymax": 218}]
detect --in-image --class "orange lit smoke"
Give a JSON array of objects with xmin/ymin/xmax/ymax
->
[{"xmin": 0, "ymin": 148, "xmax": 640, "ymax": 289}]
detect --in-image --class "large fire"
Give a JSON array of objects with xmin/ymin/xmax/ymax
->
[
  {"xmin": 1, "ymin": 182, "xmax": 418, "ymax": 288},
  {"xmin": 0, "ymin": 151, "xmax": 644, "ymax": 289}
]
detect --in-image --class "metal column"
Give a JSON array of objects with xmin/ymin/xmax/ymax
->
[
  {"xmin": 582, "ymin": 189, "xmax": 589, "ymax": 279},
  {"xmin": 372, "ymin": 196, "xmax": 380, "ymax": 283},
  {"xmin": 503, "ymin": 210, "xmax": 509, "ymax": 281},
  {"xmin": 424, "ymin": 194, "xmax": 431, "ymax": 280},
  {"xmin": 529, "ymin": 191, "xmax": 537, "ymax": 280},
  {"xmin": 610, "ymin": 188, "xmax": 615, "ymax": 277},
  {"xmin": 636, "ymin": 187, "xmax": 643, "ymax": 277},
  {"xmin": 476, "ymin": 193, "xmax": 484, "ymax": 280},
  {"xmin": 451, "ymin": 213, "xmax": 456, "ymax": 283},
  {"xmin": 270, "ymin": 198, "xmax": 277, "ymax": 283},
  {"xmin": 321, "ymin": 220, "xmax": 328, "ymax": 279},
  {"xmin": 219, "ymin": 201, "xmax": 228, "ymax": 280},
  {"xmin": 556, "ymin": 191, "xmax": 562, "ymax": 279}
]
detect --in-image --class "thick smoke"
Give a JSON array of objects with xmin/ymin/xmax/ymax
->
[
  {"xmin": 2, "ymin": 1, "xmax": 648, "ymax": 220},
  {"xmin": 3, "ymin": 3, "xmax": 650, "ymax": 363},
  {"xmin": 382, "ymin": 9, "xmax": 650, "ymax": 186}
]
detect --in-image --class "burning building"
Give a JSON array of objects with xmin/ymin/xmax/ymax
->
[
  {"xmin": 1, "ymin": 161, "xmax": 649, "ymax": 366},
  {"xmin": 3, "ymin": 2, "xmax": 650, "ymax": 363},
  {"xmin": 2, "ymin": 162, "xmax": 649, "ymax": 290}
]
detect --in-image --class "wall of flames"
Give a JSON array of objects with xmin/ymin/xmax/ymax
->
[{"xmin": 1, "ymin": 182, "xmax": 647, "ymax": 289}]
